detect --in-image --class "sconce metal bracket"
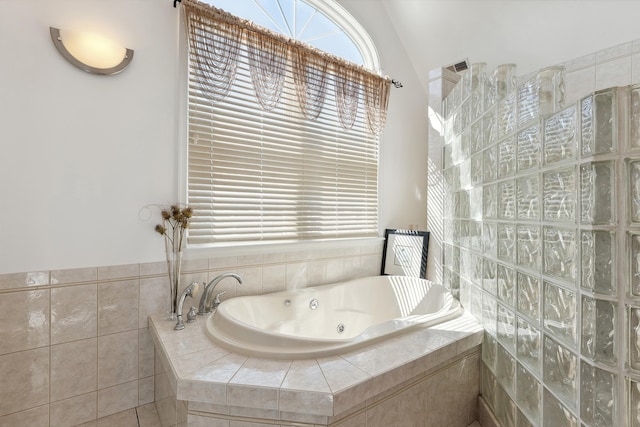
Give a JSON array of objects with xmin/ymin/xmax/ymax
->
[{"xmin": 49, "ymin": 27, "xmax": 134, "ymax": 76}]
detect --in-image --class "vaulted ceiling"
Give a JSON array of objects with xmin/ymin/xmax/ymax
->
[{"xmin": 381, "ymin": 0, "xmax": 640, "ymax": 91}]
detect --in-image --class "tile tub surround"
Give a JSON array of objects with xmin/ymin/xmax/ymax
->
[
  {"xmin": 149, "ymin": 311, "xmax": 483, "ymax": 426},
  {"xmin": 0, "ymin": 241, "xmax": 383, "ymax": 426}
]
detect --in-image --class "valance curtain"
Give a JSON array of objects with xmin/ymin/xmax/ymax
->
[
  {"xmin": 186, "ymin": 10, "xmax": 241, "ymax": 102},
  {"xmin": 182, "ymin": 0, "xmax": 390, "ymax": 135},
  {"xmin": 292, "ymin": 49, "xmax": 329, "ymax": 120},
  {"xmin": 246, "ymin": 32, "xmax": 288, "ymax": 111}
]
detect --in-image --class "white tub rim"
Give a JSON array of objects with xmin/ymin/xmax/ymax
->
[{"xmin": 205, "ymin": 275, "xmax": 464, "ymax": 359}]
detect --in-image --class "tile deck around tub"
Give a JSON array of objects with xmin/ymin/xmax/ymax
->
[{"xmin": 149, "ymin": 311, "xmax": 483, "ymax": 422}]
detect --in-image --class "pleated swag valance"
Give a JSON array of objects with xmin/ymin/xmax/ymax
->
[{"xmin": 182, "ymin": 0, "xmax": 391, "ymax": 135}]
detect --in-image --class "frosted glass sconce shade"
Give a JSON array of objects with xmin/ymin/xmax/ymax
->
[{"xmin": 50, "ymin": 27, "xmax": 133, "ymax": 75}]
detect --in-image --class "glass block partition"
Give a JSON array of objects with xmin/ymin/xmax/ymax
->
[{"xmin": 441, "ymin": 63, "xmax": 640, "ymax": 427}]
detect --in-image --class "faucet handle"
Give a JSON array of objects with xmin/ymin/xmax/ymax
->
[
  {"xmin": 186, "ymin": 306, "xmax": 197, "ymax": 323},
  {"xmin": 212, "ymin": 291, "xmax": 227, "ymax": 310}
]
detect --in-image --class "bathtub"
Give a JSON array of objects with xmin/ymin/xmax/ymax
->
[{"xmin": 205, "ymin": 275, "xmax": 463, "ymax": 359}]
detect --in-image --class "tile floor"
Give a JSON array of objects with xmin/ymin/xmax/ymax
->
[
  {"xmin": 89, "ymin": 403, "xmax": 482, "ymax": 427},
  {"xmin": 79, "ymin": 403, "xmax": 160, "ymax": 427}
]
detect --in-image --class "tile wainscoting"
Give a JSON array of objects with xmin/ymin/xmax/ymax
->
[{"xmin": 0, "ymin": 241, "xmax": 382, "ymax": 427}]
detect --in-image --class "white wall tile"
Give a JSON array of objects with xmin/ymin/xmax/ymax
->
[
  {"xmin": 228, "ymin": 358, "xmax": 291, "ymax": 388},
  {"xmin": 139, "ymin": 261, "xmax": 166, "ymax": 277},
  {"xmin": 306, "ymin": 260, "xmax": 327, "ymax": 287},
  {"xmin": 0, "ymin": 289, "xmax": 49, "ymax": 355},
  {"xmin": 262, "ymin": 264, "xmax": 286, "ymax": 294},
  {"xmin": 326, "ymin": 258, "xmax": 345, "ymax": 283},
  {"xmin": 342, "ymin": 256, "xmax": 361, "ymax": 281},
  {"xmin": 97, "ymin": 264, "xmax": 139, "ymax": 281},
  {"xmin": 209, "ymin": 256, "xmax": 238, "ymax": 270},
  {"xmin": 285, "ymin": 262, "xmax": 307, "ymax": 289},
  {"xmin": 138, "ymin": 376, "xmax": 155, "ymax": 406},
  {"xmin": 182, "ymin": 258, "xmax": 208, "ymax": 273},
  {"xmin": 186, "ymin": 414, "xmax": 229, "ymax": 427},
  {"xmin": 139, "ymin": 328, "xmax": 155, "ymax": 378},
  {"xmin": 98, "ymin": 279, "xmax": 139, "ymax": 336},
  {"xmin": 51, "ymin": 284, "xmax": 97, "ymax": 345},
  {"xmin": 50, "ymin": 392, "xmax": 97, "ymax": 427},
  {"xmin": 98, "ymin": 330, "xmax": 139, "ymax": 389},
  {"xmin": 365, "ymin": 382, "xmax": 426, "ymax": 427},
  {"xmin": 235, "ymin": 267, "xmax": 263, "ymax": 297},
  {"xmin": 95, "ymin": 408, "xmax": 139, "ymax": 427},
  {"xmin": 287, "ymin": 249, "xmax": 311, "ymax": 262},
  {"xmin": 97, "ymin": 380, "xmax": 139, "ymax": 419},
  {"xmin": 51, "ymin": 267, "xmax": 97, "ymax": 285},
  {"xmin": 0, "ymin": 348, "xmax": 49, "ymax": 416},
  {"xmin": 226, "ymin": 385, "xmax": 279, "ymax": 411},
  {"xmin": 0, "ymin": 404, "xmax": 49, "ymax": 427},
  {"xmin": 51, "ymin": 338, "xmax": 97, "ymax": 402},
  {"xmin": 0, "ymin": 271, "xmax": 49, "ymax": 290},
  {"xmin": 238, "ymin": 254, "xmax": 263, "ymax": 267},
  {"xmin": 139, "ymin": 276, "xmax": 167, "ymax": 328},
  {"xmin": 262, "ymin": 252, "xmax": 286, "ymax": 264},
  {"xmin": 361, "ymin": 254, "xmax": 382, "ymax": 277}
]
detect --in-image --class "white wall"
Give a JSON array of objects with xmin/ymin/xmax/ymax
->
[
  {"xmin": 338, "ymin": 0, "xmax": 430, "ymax": 234},
  {"xmin": 382, "ymin": 1, "xmax": 640, "ymax": 95},
  {"xmin": 0, "ymin": 0, "xmax": 429, "ymax": 274},
  {"xmin": 0, "ymin": 0, "xmax": 180, "ymax": 274}
]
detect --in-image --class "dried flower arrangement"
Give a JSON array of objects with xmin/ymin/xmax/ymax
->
[
  {"xmin": 155, "ymin": 204, "xmax": 193, "ymax": 319},
  {"xmin": 155, "ymin": 204, "xmax": 193, "ymax": 251}
]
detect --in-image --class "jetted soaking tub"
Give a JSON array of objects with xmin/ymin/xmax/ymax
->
[{"xmin": 205, "ymin": 275, "xmax": 464, "ymax": 358}]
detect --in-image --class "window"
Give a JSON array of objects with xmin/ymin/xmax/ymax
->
[
  {"xmin": 199, "ymin": 0, "xmax": 379, "ymax": 69},
  {"xmin": 184, "ymin": 0, "xmax": 389, "ymax": 245}
]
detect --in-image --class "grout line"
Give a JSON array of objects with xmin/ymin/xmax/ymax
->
[{"xmin": 135, "ymin": 405, "xmax": 142, "ymax": 427}]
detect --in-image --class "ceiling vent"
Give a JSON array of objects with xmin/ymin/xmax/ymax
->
[{"xmin": 445, "ymin": 59, "xmax": 469, "ymax": 73}]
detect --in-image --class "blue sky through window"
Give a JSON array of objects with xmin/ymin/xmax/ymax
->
[{"xmin": 203, "ymin": 0, "xmax": 364, "ymax": 65}]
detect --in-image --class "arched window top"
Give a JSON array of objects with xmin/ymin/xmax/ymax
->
[{"xmin": 201, "ymin": 0, "xmax": 380, "ymax": 71}]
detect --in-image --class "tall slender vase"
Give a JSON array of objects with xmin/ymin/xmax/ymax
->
[
  {"xmin": 165, "ymin": 249, "xmax": 182, "ymax": 320},
  {"xmin": 155, "ymin": 203, "xmax": 192, "ymax": 320}
]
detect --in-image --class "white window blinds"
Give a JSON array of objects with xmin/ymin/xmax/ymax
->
[{"xmin": 184, "ymin": 0, "xmax": 387, "ymax": 245}]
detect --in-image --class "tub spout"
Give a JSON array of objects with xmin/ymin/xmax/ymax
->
[{"xmin": 198, "ymin": 273, "xmax": 243, "ymax": 315}]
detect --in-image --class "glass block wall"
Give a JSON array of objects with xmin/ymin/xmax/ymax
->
[{"xmin": 441, "ymin": 62, "xmax": 640, "ymax": 427}]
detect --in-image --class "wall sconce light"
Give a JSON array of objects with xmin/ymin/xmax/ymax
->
[{"xmin": 50, "ymin": 27, "xmax": 134, "ymax": 75}]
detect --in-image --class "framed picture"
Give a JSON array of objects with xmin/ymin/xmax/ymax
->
[{"xmin": 381, "ymin": 229, "xmax": 430, "ymax": 278}]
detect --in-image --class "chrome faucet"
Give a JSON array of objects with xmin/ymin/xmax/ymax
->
[
  {"xmin": 198, "ymin": 272, "xmax": 243, "ymax": 315},
  {"xmin": 211, "ymin": 291, "xmax": 226, "ymax": 311},
  {"xmin": 175, "ymin": 282, "xmax": 199, "ymax": 331}
]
